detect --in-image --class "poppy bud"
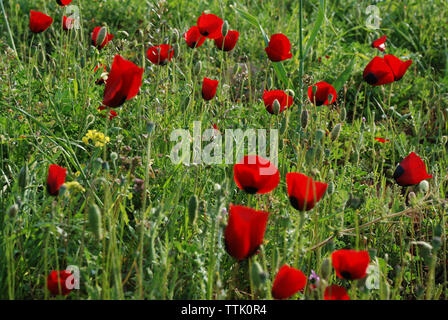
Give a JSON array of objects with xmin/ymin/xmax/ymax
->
[
  {"xmin": 194, "ymin": 61, "xmax": 202, "ymax": 75},
  {"xmin": 301, "ymin": 109, "xmax": 309, "ymax": 129},
  {"xmin": 408, "ymin": 191, "xmax": 417, "ymax": 204},
  {"xmin": 272, "ymin": 99, "xmax": 281, "ymax": 115},
  {"xmin": 315, "ymin": 129, "xmax": 325, "ymax": 141},
  {"xmin": 327, "ymin": 181, "xmax": 335, "ymax": 195},
  {"xmin": 188, "ymin": 195, "xmax": 198, "ymax": 225},
  {"xmin": 251, "ymin": 261, "xmax": 267, "ymax": 288},
  {"xmin": 95, "ymin": 27, "xmax": 108, "ymax": 48},
  {"xmin": 285, "ymin": 89, "xmax": 295, "ymax": 98},
  {"xmin": 417, "ymin": 180, "xmax": 429, "ymax": 194},
  {"xmin": 7, "ymin": 203, "xmax": 19, "ymax": 218},
  {"xmin": 340, "ymin": 107, "xmax": 347, "ymax": 121},
  {"xmin": 221, "ymin": 20, "xmax": 229, "ymax": 38},
  {"xmin": 330, "ymin": 123, "xmax": 342, "ymax": 141},
  {"xmin": 110, "ymin": 152, "xmax": 118, "ymax": 162},
  {"xmin": 442, "ymin": 136, "xmax": 448, "ymax": 145},
  {"xmin": 320, "ymin": 257, "xmax": 332, "ymax": 280},
  {"xmin": 18, "ymin": 164, "xmax": 28, "ymax": 190},
  {"xmin": 88, "ymin": 203, "xmax": 103, "ymax": 240}
]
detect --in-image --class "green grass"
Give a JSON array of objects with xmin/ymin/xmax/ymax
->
[{"xmin": 1, "ymin": 0, "xmax": 448, "ymax": 300}]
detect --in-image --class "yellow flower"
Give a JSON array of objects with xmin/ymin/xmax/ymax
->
[
  {"xmin": 82, "ymin": 129, "xmax": 110, "ymax": 147},
  {"xmin": 64, "ymin": 181, "xmax": 86, "ymax": 194}
]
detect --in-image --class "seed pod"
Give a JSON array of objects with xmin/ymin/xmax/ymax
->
[
  {"xmin": 88, "ymin": 203, "xmax": 103, "ymax": 240},
  {"xmin": 272, "ymin": 99, "xmax": 281, "ymax": 115},
  {"xmin": 18, "ymin": 164, "xmax": 28, "ymax": 190},
  {"xmin": 188, "ymin": 195, "xmax": 198, "ymax": 225},
  {"xmin": 340, "ymin": 107, "xmax": 347, "ymax": 121},
  {"xmin": 330, "ymin": 123, "xmax": 342, "ymax": 141},
  {"xmin": 320, "ymin": 258, "xmax": 332, "ymax": 280},
  {"xmin": 417, "ymin": 180, "xmax": 429, "ymax": 194},
  {"xmin": 221, "ymin": 20, "xmax": 229, "ymax": 38},
  {"xmin": 301, "ymin": 109, "xmax": 309, "ymax": 129},
  {"xmin": 193, "ymin": 61, "xmax": 202, "ymax": 76}
]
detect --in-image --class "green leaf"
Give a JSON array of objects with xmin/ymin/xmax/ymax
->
[{"xmin": 332, "ymin": 57, "xmax": 355, "ymax": 92}]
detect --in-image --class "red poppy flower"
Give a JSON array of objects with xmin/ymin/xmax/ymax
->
[
  {"xmin": 372, "ymin": 35, "xmax": 387, "ymax": 52},
  {"xmin": 331, "ymin": 249, "xmax": 370, "ymax": 280},
  {"xmin": 202, "ymin": 77, "xmax": 219, "ymax": 101},
  {"xmin": 62, "ymin": 16, "xmax": 75, "ymax": 31},
  {"xmin": 29, "ymin": 10, "xmax": 53, "ymax": 33},
  {"xmin": 184, "ymin": 26, "xmax": 206, "ymax": 49},
  {"xmin": 271, "ymin": 265, "xmax": 307, "ymax": 300},
  {"xmin": 286, "ymin": 173, "xmax": 327, "ymax": 211},
  {"xmin": 56, "ymin": 0, "xmax": 73, "ymax": 6},
  {"xmin": 393, "ymin": 152, "xmax": 432, "ymax": 186},
  {"xmin": 384, "ymin": 54, "xmax": 413, "ymax": 81},
  {"xmin": 307, "ymin": 81, "xmax": 337, "ymax": 106},
  {"xmin": 324, "ymin": 285, "xmax": 350, "ymax": 300},
  {"xmin": 374, "ymin": 137, "xmax": 390, "ymax": 143},
  {"xmin": 98, "ymin": 106, "xmax": 118, "ymax": 120},
  {"xmin": 91, "ymin": 26, "xmax": 114, "ymax": 50},
  {"xmin": 263, "ymin": 90, "xmax": 293, "ymax": 114},
  {"xmin": 214, "ymin": 30, "xmax": 239, "ymax": 51},
  {"xmin": 233, "ymin": 155, "xmax": 280, "ymax": 194},
  {"xmin": 265, "ymin": 33, "xmax": 293, "ymax": 62},
  {"xmin": 147, "ymin": 44, "xmax": 174, "ymax": 65},
  {"xmin": 224, "ymin": 204, "xmax": 269, "ymax": 261},
  {"xmin": 363, "ymin": 56, "xmax": 395, "ymax": 86},
  {"xmin": 197, "ymin": 12, "xmax": 223, "ymax": 40},
  {"xmin": 47, "ymin": 270, "xmax": 73, "ymax": 296},
  {"xmin": 47, "ymin": 164, "xmax": 67, "ymax": 196},
  {"xmin": 102, "ymin": 55, "xmax": 144, "ymax": 108}
]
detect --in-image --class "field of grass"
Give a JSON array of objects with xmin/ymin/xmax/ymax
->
[{"xmin": 1, "ymin": 0, "xmax": 448, "ymax": 300}]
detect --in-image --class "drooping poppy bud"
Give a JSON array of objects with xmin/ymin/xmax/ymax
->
[
  {"xmin": 46, "ymin": 164, "xmax": 67, "ymax": 196},
  {"xmin": 363, "ymin": 56, "xmax": 395, "ymax": 86},
  {"xmin": 262, "ymin": 90, "xmax": 293, "ymax": 114},
  {"xmin": 324, "ymin": 285, "xmax": 350, "ymax": 300},
  {"xmin": 184, "ymin": 26, "xmax": 206, "ymax": 49},
  {"xmin": 102, "ymin": 55, "xmax": 144, "ymax": 108},
  {"xmin": 146, "ymin": 44, "xmax": 174, "ymax": 65},
  {"xmin": 46, "ymin": 270, "xmax": 73, "ymax": 296},
  {"xmin": 62, "ymin": 16, "xmax": 75, "ymax": 31},
  {"xmin": 393, "ymin": 152, "xmax": 432, "ymax": 186},
  {"xmin": 56, "ymin": 0, "xmax": 73, "ymax": 6},
  {"xmin": 29, "ymin": 10, "xmax": 53, "ymax": 33},
  {"xmin": 201, "ymin": 77, "xmax": 219, "ymax": 101},
  {"xmin": 331, "ymin": 249, "xmax": 370, "ymax": 280},
  {"xmin": 233, "ymin": 155, "xmax": 280, "ymax": 194},
  {"xmin": 224, "ymin": 204, "xmax": 269, "ymax": 261},
  {"xmin": 372, "ymin": 35, "xmax": 387, "ymax": 52},
  {"xmin": 91, "ymin": 26, "xmax": 114, "ymax": 50},
  {"xmin": 197, "ymin": 12, "xmax": 223, "ymax": 39},
  {"xmin": 383, "ymin": 54, "xmax": 412, "ymax": 81},
  {"xmin": 271, "ymin": 265, "xmax": 307, "ymax": 300},
  {"xmin": 307, "ymin": 81, "xmax": 337, "ymax": 106},
  {"xmin": 214, "ymin": 30, "xmax": 239, "ymax": 51},
  {"xmin": 265, "ymin": 33, "xmax": 293, "ymax": 62},
  {"xmin": 286, "ymin": 173, "xmax": 327, "ymax": 211}
]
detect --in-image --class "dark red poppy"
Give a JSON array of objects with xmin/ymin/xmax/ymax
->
[
  {"xmin": 197, "ymin": 12, "xmax": 223, "ymax": 39},
  {"xmin": 98, "ymin": 106, "xmax": 118, "ymax": 120},
  {"xmin": 286, "ymin": 173, "xmax": 327, "ymax": 211},
  {"xmin": 184, "ymin": 26, "xmax": 206, "ymax": 49},
  {"xmin": 331, "ymin": 249, "xmax": 370, "ymax": 280},
  {"xmin": 271, "ymin": 265, "xmax": 307, "ymax": 300},
  {"xmin": 233, "ymin": 155, "xmax": 280, "ymax": 194},
  {"xmin": 102, "ymin": 55, "xmax": 144, "ymax": 108},
  {"xmin": 224, "ymin": 204, "xmax": 269, "ymax": 261},
  {"xmin": 91, "ymin": 26, "xmax": 114, "ymax": 50},
  {"xmin": 202, "ymin": 77, "xmax": 219, "ymax": 101},
  {"xmin": 374, "ymin": 137, "xmax": 390, "ymax": 143},
  {"xmin": 265, "ymin": 33, "xmax": 293, "ymax": 62},
  {"xmin": 214, "ymin": 30, "xmax": 239, "ymax": 51},
  {"xmin": 263, "ymin": 90, "xmax": 293, "ymax": 114},
  {"xmin": 56, "ymin": 0, "xmax": 73, "ymax": 6},
  {"xmin": 307, "ymin": 81, "xmax": 337, "ymax": 106},
  {"xmin": 363, "ymin": 56, "xmax": 395, "ymax": 86},
  {"xmin": 384, "ymin": 54, "xmax": 413, "ymax": 81},
  {"xmin": 94, "ymin": 64, "xmax": 108, "ymax": 85},
  {"xmin": 147, "ymin": 44, "xmax": 174, "ymax": 65},
  {"xmin": 372, "ymin": 35, "xmax": 387, "ymax": 52},
  {"xmin": 393, "ymin": 152, "xmax": 432, "ymax": 186},
  {"xmin": 62, "ymin": 16, "xmax": 75, "ymax": 31},
  {"xmin": 47, "ymin": 164, "xmax": 67, "ymax": 196},
  {"xmin": 324, "ymin": 285, "xmax": 350, "ymax": 300},
  {"xmin": 29, "ymin": 10, "xmax": 53, "ymax": 33},
  {"xmin": 47, "ymin": 270, "xmax": 73, "ymax": 296}
]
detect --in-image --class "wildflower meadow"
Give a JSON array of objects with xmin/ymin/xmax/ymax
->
[{"xmin": 1, "ymin": 0, "xmax": 448, "ymax": 302}]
